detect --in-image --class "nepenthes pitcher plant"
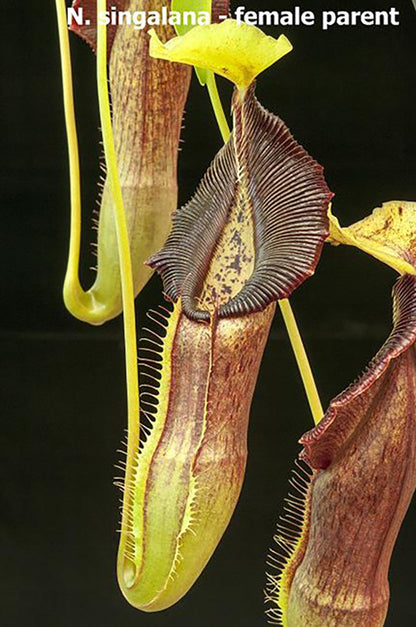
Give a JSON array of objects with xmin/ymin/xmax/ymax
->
[{"xmin": 55, "ymin": 1, "xmax": 416, "ymax": 624}]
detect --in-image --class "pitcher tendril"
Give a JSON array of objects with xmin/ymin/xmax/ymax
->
[{"xmin": 57, "ymin": 0, "xmax": 190, "ymax": 325}]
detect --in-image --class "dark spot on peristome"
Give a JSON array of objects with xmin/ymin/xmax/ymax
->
[
  {"xmin": 231, "ymin": 230, "xmax": 243, "ymax": 246},
  {"xmin": 230, "ymin": 254, "xmax": 242, "ymax": 273},
  {"xmin": 398, "ymin": 206, "xmax": 403, "ymax": 216}
]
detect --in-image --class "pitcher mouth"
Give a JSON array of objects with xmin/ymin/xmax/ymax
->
[{"xmin": 149, "ymin": 83, "xmax": 332, "ymax": 323}]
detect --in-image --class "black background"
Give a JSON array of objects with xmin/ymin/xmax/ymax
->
[{"xmin": 1, "ymin": 1, "xmax": 416, "ymax": 625}]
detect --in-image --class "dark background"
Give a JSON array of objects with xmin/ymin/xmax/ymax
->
[{"xmin": 1, "ymin": 0, "xmax": 416, "ymax": 625}]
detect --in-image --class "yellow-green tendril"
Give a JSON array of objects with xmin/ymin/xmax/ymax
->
[
  {"xmin": 55, "ymin": 0, "xmax": 96, "ymax": 321},
  {"xmin": 206, "ymin": 72, "xmax": 230, "ymax": 143},
  {"xmin": 206, "ymin": 79, "xmax": 324, "ymax": 425},
  {"xmin": 56, "ymin": 0, "xmax": 124, "ymax": 324},
  {"xmin": 96, "ymin": 0, "xmax": 140, "ymax": 524},
  {"xmin": 278, "ymin": 300, "xmax": 323, "ymax": 425}
]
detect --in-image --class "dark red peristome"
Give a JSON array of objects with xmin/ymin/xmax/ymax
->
[
  {"xmin": 301, "ymin": 274, "xmax": 416, "ymax": 470},
  {"xmin": 70, "ymin": 0, "xmax": 127, "ymax": 56},
  {"xmin": 149, "ymin": 83, "xmax": 332, "ymax": 322}
]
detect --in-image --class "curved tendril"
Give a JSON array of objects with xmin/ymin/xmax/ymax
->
[
  {"xmin": 55, "ymin": 0, "xmax": 96, "ymax": 321},
  {"xmin": 56, "ymin": 0, "xmax": 117, "ymax": 323},
  {"xmin": 56, "ymin": 0, "xmax": 141, "ymax": 325},
  {"xmin": 205, "ymin": 71, "xmax": 324, "ymax": 425}
]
